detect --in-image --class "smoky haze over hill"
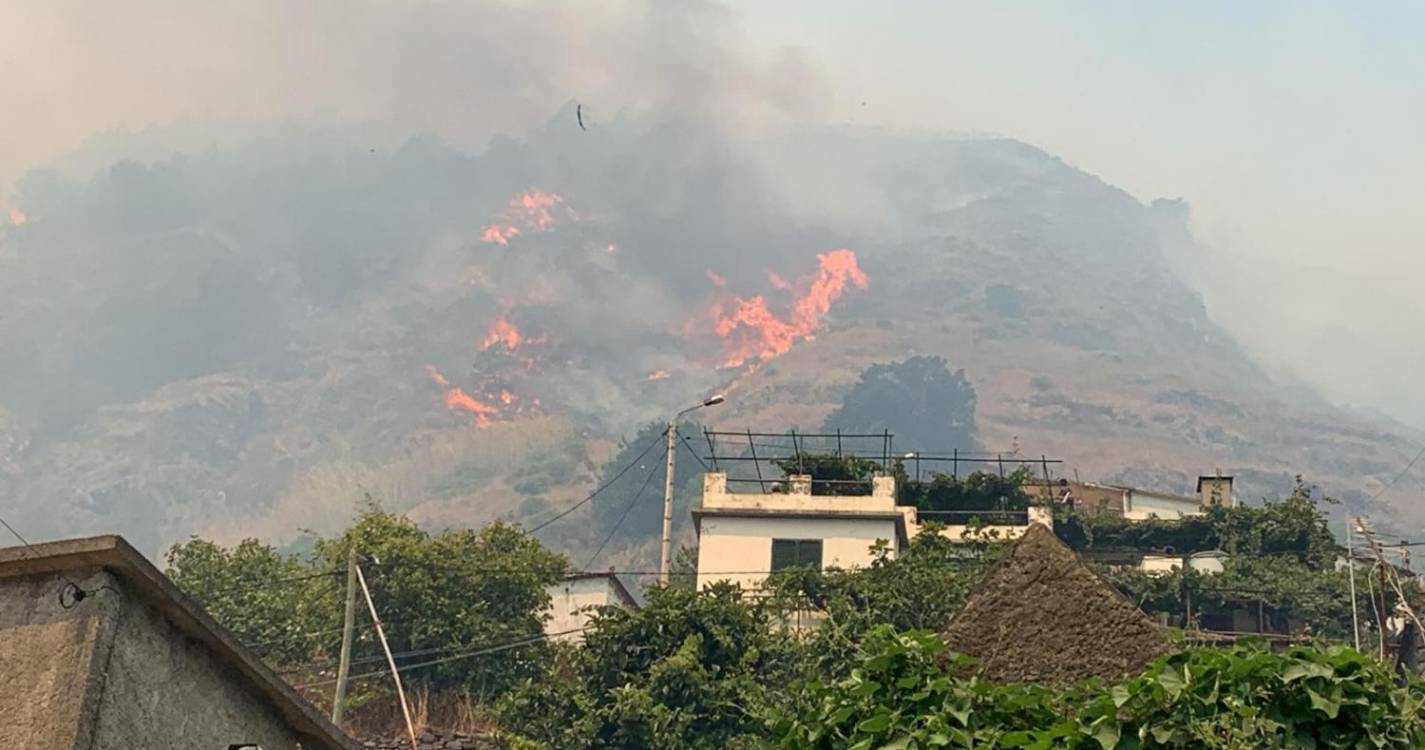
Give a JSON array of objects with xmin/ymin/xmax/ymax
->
[{"xmin": 1, "ymin": 1, "xmax": 1422, "ymax": 557}]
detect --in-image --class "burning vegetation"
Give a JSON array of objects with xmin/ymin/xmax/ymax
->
[
  {"xmin": 480, "ymin": 189, "xmax": 571, "ymax": 246},
  {"xmin": 430, "ymin": 189, "xmax": 869, "ymax": 427},
  {"xmin": 709, "ymin": 249, "xmax": 869, "ymax": 368}
]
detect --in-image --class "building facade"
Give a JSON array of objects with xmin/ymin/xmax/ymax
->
[
  {"xmin": 0, "ymin": 535, "xmax": 355, "ymax": 750},
  {"xmin": 692, "ymin": 472, "xmax": 910, "ymax": 591},
  {"xmin": 544, "ymin": 572, "xmax": 637, "ymax": 642}
]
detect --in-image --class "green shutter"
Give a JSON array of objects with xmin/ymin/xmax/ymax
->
[
  {"xmin": 798, "ymin": 539, "xmax": 823, "ymax": 570},
  {"xmin": 771, "ymin": 539, "xmax": 797, "ymax": 571},
  {"xmin": 772, "ymin": 539, "xmax": 823, "ymax": 571}
]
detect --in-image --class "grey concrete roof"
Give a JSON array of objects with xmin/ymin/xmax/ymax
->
[{"xmin": 0, "ymin": 535, "xmax": 358, "ymax": 750}]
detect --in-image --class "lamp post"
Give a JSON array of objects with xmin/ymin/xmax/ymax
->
[{"xmin": 660, "ymin": 394, "xmax": 725, "ymax": 585}]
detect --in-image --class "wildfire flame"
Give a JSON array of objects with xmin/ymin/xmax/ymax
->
[
  {"xmin": 646, "ymin": 369, "xmax": 671, "ymax": 381},
  {"xmin": 1, "ymin": 198, "xmax": 24, "ymax": 226},
  {"xmin": 480, "ymin": 188, "xmax": 569, "ymax": 245},
  {"xmin": 481, "ymin": 224, "xmax": 519, "ymax": 246},
  {"xmin": 480, "ymin": 316, "xmax": 522, "ymax": 351},
  {"xmin": 426, "ymin": 365, "xmax": 503, "ymax": 426},
  {"xmin": 709, "ymin": 249, "xmax": 868, "ymax": 368}
]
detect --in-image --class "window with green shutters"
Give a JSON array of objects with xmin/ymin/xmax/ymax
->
[{"xmin": 771, "ymin": 539, "xmax": 823, "ymax": 572}]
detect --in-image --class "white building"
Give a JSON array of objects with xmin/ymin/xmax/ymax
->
[
  {"xmin": 692, "ymin": 472, "xmax": 909, "ymax": 591},
  {"xmin": 692, "ymin": 472, "xmax": 1051, "ymax": 591},
  {"xmin": 544, "ymin": 572, "xmax": 637, "ymax": 642}
]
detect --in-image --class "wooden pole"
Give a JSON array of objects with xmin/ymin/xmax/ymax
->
[
  {"xmin": 355, "ymin": 563, "xmax": 418, "ymax": 750},
  {"xmin": 330, "ymin": 550, "xmax": 359, "ymax": 725}
]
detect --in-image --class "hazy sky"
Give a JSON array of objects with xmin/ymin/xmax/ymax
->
[{"xmin": 2, "ymin": 0, "xmax": 1422, "ymax": 427}]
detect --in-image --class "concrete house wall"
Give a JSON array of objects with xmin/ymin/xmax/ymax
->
[
  {"xmin": 0, "ymin": 536, "xmax": 353, "ymax": 750},
  {"xmin": 694, "ymin": 473, "xmax": 905, "ymax": 591},
  {"xmin": 544, "ymin": 575, "xmax": 634, "ymax": 642},
  {"xmin": 2, "ymin": 569, "xmax": 310, "ymax": 749}
]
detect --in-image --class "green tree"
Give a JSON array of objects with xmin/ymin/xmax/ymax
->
[
  {"xmin": 168, "ymin": 510, "xmax": 569, "ymax": 700},
  {"xmin": 311, "ymin": 511, "xmax": 569, "ymax": 698},
  {"xmin": 822, "ymin": 356, "xmax": 976, "ymax": 452},
  {"xmin": 165, "ymin": 537, "xmax": 330, "ymax": 664},
  {"xmin": 498, "ymin": 584, "xmax": 809, "ymax": 750}
]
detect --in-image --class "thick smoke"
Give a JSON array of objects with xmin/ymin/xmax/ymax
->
[{"xmin": 0, "ymin": 0, "xmax": 824, "ymax": 185}]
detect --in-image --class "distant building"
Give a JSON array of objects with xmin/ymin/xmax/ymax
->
[
  {"xmin": 544, "ymin": 571, "xmax": 637, "ymax": 643},
  {"xmin": 0, "ymin": 535, "xmax": 355, "ymax": 750},
  {"xmin": 1056, "ymin": 473, "xmax": 1235, "ymax": 521}
]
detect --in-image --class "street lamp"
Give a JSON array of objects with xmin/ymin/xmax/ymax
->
[{"xmin": 660, "ymin": 393, "xmax": 726, "ymax": 584}]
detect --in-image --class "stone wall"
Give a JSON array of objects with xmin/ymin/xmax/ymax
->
[{"xmin": 361, "ymin": 729, "xmax": 492, "ymax": 750}]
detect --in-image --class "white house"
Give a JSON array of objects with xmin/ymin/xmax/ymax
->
[
  {"xmin": 544, "ymin": 572, "xmax": 637, "ymax": 642},
  {"xmin": 692, "ymin": 472, "xmax": 910, "ymax": 591}
]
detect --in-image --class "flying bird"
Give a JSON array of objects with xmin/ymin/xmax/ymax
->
[{"xmin": 576, "ymin": 104, "xmax": 586, "ymax": 131}]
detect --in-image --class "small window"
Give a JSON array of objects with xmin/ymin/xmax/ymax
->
[{"xmin": 771, "ymin": 539, "xmax": 823, "ymax": 572}]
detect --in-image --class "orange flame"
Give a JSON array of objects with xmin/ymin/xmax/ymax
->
[
  {"xmin": 646, "ymin": 369, "xmax": 671, "ymax": 381},
  {"xmin": 480, "ymin": 316, "xmax": 522, "ymax": 350},
  {"xmin": 709, "ymin": 249, "xmax": 868, "ymax": 368},
  {"xmin": 481, "ymin": 224, "xmax": 519, "ymax": 246},
  {"xmin": 426, "ymin": 365, "xmax": 502, "ymax": 426},
  {"xmin": 705, "ymin": 270, "xmax": 727, "ymax": 288},
  {"xmin": 767, "ymin": 272, "xmax": 791, "ymax": 291},
  {"xmin": 424, "ymin": 364, "xmax": 451, "ymax": 387},
  {"xmin": 480, "ymin": 188, "xmax": 568, "ymax": 245},
  {"xmin": 1, "ymin": 198, "xmax": 24, "ymax": 226}
]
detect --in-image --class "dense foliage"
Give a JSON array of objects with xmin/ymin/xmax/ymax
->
[
  {"xmin": 167, "ymin": 509, "xmax": 567, "ymax": 698},
  {"xmin": 897, "ymin": 467, "xmax": 1037, "ymax": 513},
  {"xmin": 1057, "ymin": 480, "xmax": 1338, "ymax": 568},
  {"xmin": 777, "ymin": 627, "xmax": 1425, "ymax": 749},
  {"xmin": 497, "ymin": 584, "xmax": 808, "ymax": 750},
  {"xmin": 821, "ymin": 356, "xmax": 977, "ymax": 453}
]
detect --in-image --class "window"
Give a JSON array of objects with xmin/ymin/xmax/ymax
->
[{"xmin": 771, "ymin": 539, "xmax": 823, "ymax": 572}]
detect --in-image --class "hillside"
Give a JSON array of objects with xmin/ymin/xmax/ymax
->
[{"xmin": 1, "ymin": 118, "xmax": 1419, "ymax": 555}]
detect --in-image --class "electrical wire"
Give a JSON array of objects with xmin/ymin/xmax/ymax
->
[
  {"xmin": 584, "ymin": 443, "xmax": 668, "ymax": 570},
  {"xmin": 525, "ymin": 427, "xmax": 668, "ymax": 535},
  {"xmin": 1368, "ymin": 443, "xmax": 1425, "ymax": 504},
  {"xmin": 0, "ymin": 515, "xmax": 114, "ymax": 608},
  {"xmin": 292, "ymin": 629, "xmax": 581, "ymax": 690},
  {"xmin": 676, "ymin": 428, "xmax": 710, "ymax": 471}
]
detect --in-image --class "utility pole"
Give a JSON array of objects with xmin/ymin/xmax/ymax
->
[
  {"xmin": 355, "ymin": 562, "xmax": 418, "ymax": 750},
  {"xmin": 1348, "ymin": 520, "xmax": 1361, "ymax": 651},
  {"xmin": 331, "ymin": 549, "xmax": 359, "ymax": 725},
  {"xmin": 660, "ymin": 394, "xmax": 725, "ymax": 585},
  {"xmin": 659, "ymin": 421, "xmax": 677, "ymax": 586}
]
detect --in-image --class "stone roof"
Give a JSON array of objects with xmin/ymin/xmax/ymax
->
[{"xmin": 942, "ymin": 523, "xmax": 1171, "ymax": 684}]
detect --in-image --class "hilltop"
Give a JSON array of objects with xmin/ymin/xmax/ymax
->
[{"xmin": 0, "ymin": 119, "xmax": 1419, "ymax": 555}]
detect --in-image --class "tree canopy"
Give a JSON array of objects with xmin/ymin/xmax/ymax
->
[{"xmin": 822, "ymin": 356, "xmax": 977, "ymax": 453}]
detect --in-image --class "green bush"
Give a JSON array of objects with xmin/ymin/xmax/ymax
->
[{"xmin": 775, "ymin": 627, "xmax": 1425, "ymax": 749}]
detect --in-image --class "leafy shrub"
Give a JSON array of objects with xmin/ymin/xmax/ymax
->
[{"xmin": 776, "ymin": 627, "xmax": 1425, "ymax": 749}]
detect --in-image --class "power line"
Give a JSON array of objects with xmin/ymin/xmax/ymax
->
[
  {"xmin": 292, "ymin": 629, "xmax": 580, "ymax": 690},
  {"xmin": 676, "ymin": 428, "xmax": 710, "ymax": 471},
  {"xmin": 525, "ymin": 426, "xmax": 667, "ymax": 535},
  {"xmin": 584, "ymin": 443, "xmax": 668, "ymax": 570},
  {"xmin": 1368, "ymin": 443, "xmax": 1425, "ymax": 504},
  {"xmin": 0, "ymin": 515, "xmax": 110, "ymax": 608}
]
